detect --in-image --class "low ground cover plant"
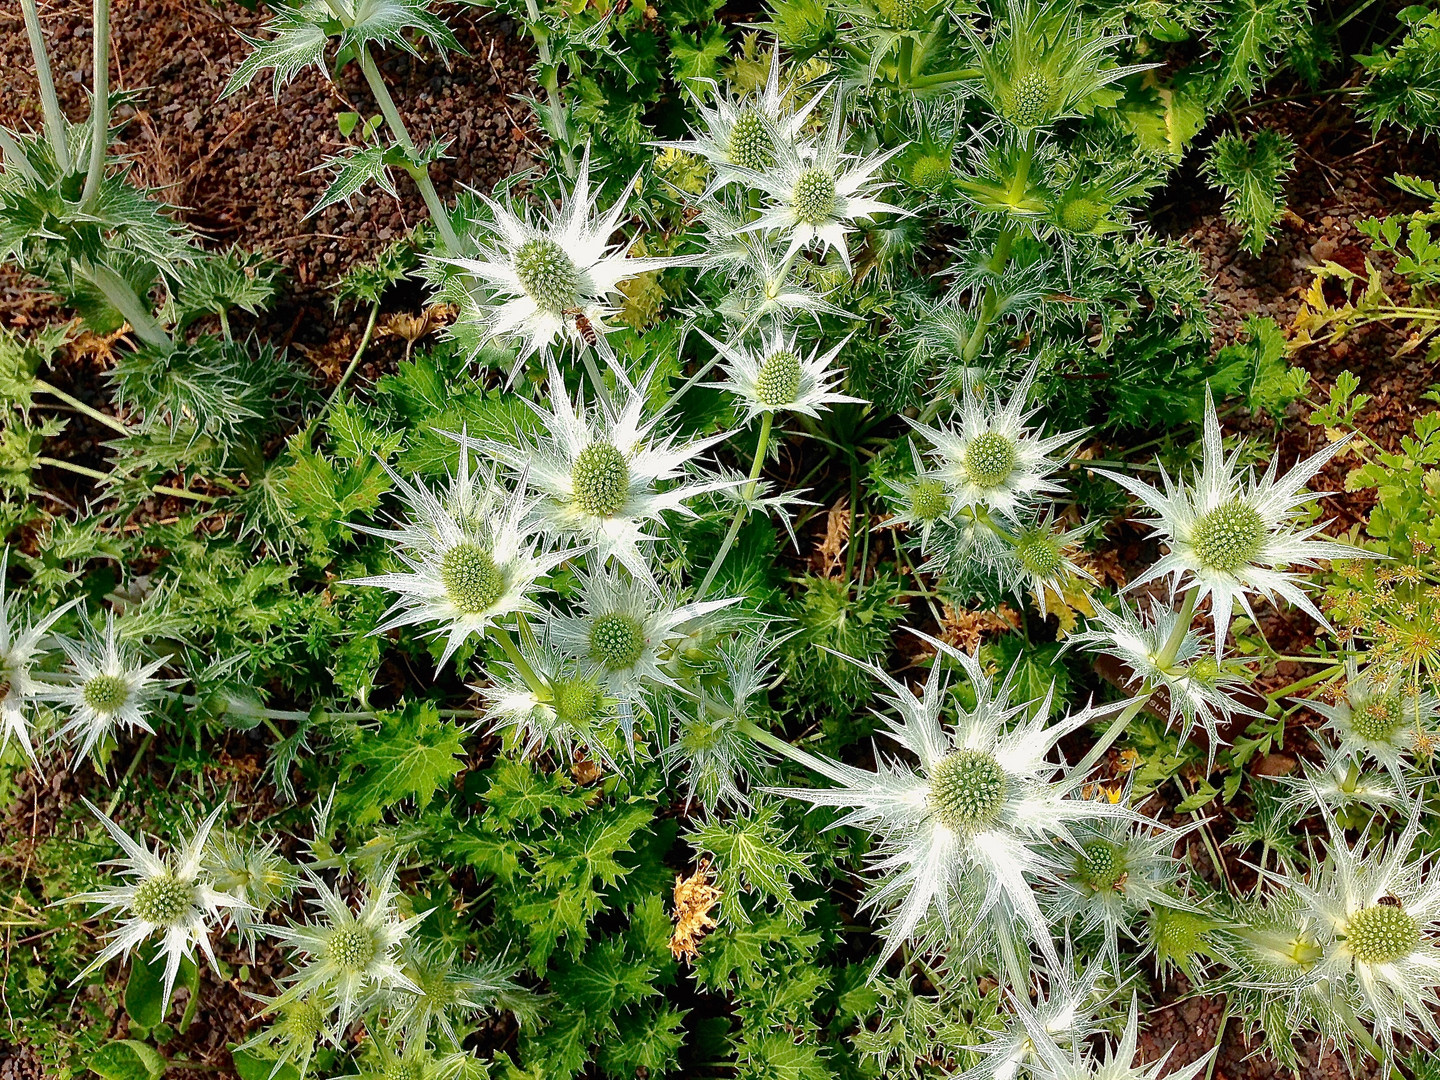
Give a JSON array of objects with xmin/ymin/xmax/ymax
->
[{"xmin": 3, "ymin": 0, "xmax": 1440, "ymax": 1078}]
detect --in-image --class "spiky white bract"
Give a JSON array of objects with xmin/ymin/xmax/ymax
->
[
  {"xmin": 1023, "ymin": 998, "xmax": 1212, "ymax": 1080},
  {"xmin": 1069, "ymin": 598, "xmax": 1261, "ymax": 755},
  {"xmin": 1042, "ymin": 813, "xmax": 1193, "ymax": 967},
  {"xmin": 958, "ymin": 957, "xmax": 1110, "ymax": 1080},
  {"xmin": 771, "ymin": 634, "xmax": 1130, "ymax": 970},
  {"xmin": 1278, "ymin": 744, "xmax": 1408, "ymax": 816},
  {"xmin": 392, "ymin": 941, "xmax": 526, "ymax": 1046},
  {"xmin": 906, "ymin": 363, "xmax": 1085, "ymax": 523},
  {"xmin": 267, "ymin": 862, "xmax": 425, "ymax": 1036},
  {"xmin": 442, "ymin": 146, "xmax": 689, "ymax": 368},
  {"xmin": 1304, "ymin": 658, "xmax": 1435, "ymax": 780},
  {"xmin": 883, "ymin": 441, "xmax": 955, "ymax": 549},
  {"xmin": 661, "ymin": 54, "xmax": 826, "ymax": 188},
  {"xmin": 0, "ymin": 549, "xmax": 79, "ymax": 766},
  {"xmin": 478, "ymin": 635, "xmax": 622, "ymax": 768},
  {"xmin": 51, "ymin": 613, "xmax": 170, "ymax": 761},
  {"xmin": 346, "ymin": 453, "xmax": 566, "ymax": 671},
  {"xmin": 546, "ymin": 566, "xmax": 739, "ymax": 736},
  {"xmin": 203, "ymin": 829, "xmax": 299, "ymax": 953},
  {"xmin": 1098, "ymin": 392, "xmax": 1369, "ymax": 656},
  {"xmin": 695, "ymin": 224, "xmax": 849, "ymax": 333},
  {"xmin": 1287, "ymin": 807, "xmax": 1440, "ymax": 1059},
  {"xmin": 68, "ymin": 800, "xmax": 239, "ymax": 1014},
  {"xmin": 485, "ymin": 365, "xmax": 733, "ymax": 588},
  {"xmin": 1003, "ymin": 510, "xmax": 1096, "ymax": 619},
  {"xmin": 234, "ymin": 990, "xmax": 334, "ymax": 1080},
  {"xmin": 735, "ymin": 98, "xmax": 905, "ymax": 272},
  {"xmin": 701, "ymin": 325, "xmax": 862, "ymax": 422}
]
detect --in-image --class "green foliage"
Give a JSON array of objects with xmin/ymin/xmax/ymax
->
[
  {"xmin": 1358, "ymin": 6, "xmax": 1440, "ymax": 138},
  {"xmin": 1200, "ymin": 130, "xmax": 1297, "ymax": 256}
]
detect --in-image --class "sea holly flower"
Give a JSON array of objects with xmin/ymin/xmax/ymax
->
[
  {"xmin": 546, "ymin": 566, "xmax": 739, "ymax": 740},
  {"xmin": 484, "ymin": 365, "xmax": 734, "ymax": 588},
  {"xmin": 203, "ymin": 829, "xmax": 299, "ymax": 954},
  {"xmin": 770, "ymin": 634, "xmax": 1131, "ymax": 969},
  {"xmin": 701, "ymin": 325, "xmax": 863, "ymax": 422},
  {"xmin": 736, "ymin": 96, "xmax": 905, "ymax": 272},
  {"xmin": 234, "ymin": 992, "xmax": 334, "ymax": 1080},
  {"xmin": 1023, "ymin": 998, "xmax": 1213, "ymax": 1080},
  {"xmin": 347, "ymin": 456, "xmax": 567, "ymax": 671},
  {"xmin": 479, "ymin": 634, "xmax": 624, "ymax": 767},
  {"xmin": 882, "ymin": 441, "xmax": 954, "ymax": 549},
  {"xmin": 267, "ymin": 862, "xmax": 426, "ymax": 1036},
  {"xmin": 1042, "ymin": 814, "xmax": 1195, "ymax": 968},
  {"xmin": 963, "ymin": 1, "xmax": 1153, "ymax": 132},
  {"xmin": 1003, "ymin": 510, "xmax": 1096, "ymax": 619},
  {"xmin": 958, "ymin": 956, "xmax": 1110, "ymax": 1080},
  {"xmin": 906, "ymin": 362, "xmax": 1085, "ymax": 523},
  {"xmin": 440, "ymin": 146, "xmax": 691, "ymax": 368},
  {"xmin": 68, "ymin": 801, "xmax": 238, "ymax": 1014},
  {"xmin": 0, "ymin": 550, "xmax": 79, "ymax": 766},
  {"xmin": 391, "ymin": 942, "xmax": 528, "ymax": 1046},
  {"xmin": 1099, "ymin": 390, "xmax": 1371, "ymax": 657},
  {"xmin": 1069, "ymin": 597, "xmax": 1263, "ymax": 754},
  {"xmin": 694, "ymin": 223, "xmax": 850, "ymax": 332},
  {"xmin": 1279, "ymin": 744, "xmax": 1409, "ymax": 816},
  {"xmin": 1304, "ymin": 658, "xmax": 1436, "ymax": 780},
  {"xmin": 51, "ymin": 613, "xmax": 171, "ymax": 761},
  {"xmin": 661, "ymin": 51, "xmax": 828, "ymax": 187}
]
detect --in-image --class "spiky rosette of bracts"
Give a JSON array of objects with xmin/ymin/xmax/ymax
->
[
  {"xmin": 0, "ymin": 549, "xmax": 79, "ymax": 767},
  {"xmin": 1018, "ymin": 998, "xmax": 1213, "ymax": 1080},
  {"xmin": 483, "ymin": 364, "xmax": 734, "ymax": 589},
  {"xmin": 907, "ymin": 362, "xmax": 1086, "ymax": 523},
  {"xmin": 438, "ymin": 146, "xmax": 691, "ymax": 369},
  {"xmin": 1098, "ymin": 391, "xmax": 1371, "ymax": 657},
  {"xmin": 769, "ymin": 633, "xmax": 1132, "ymax": 970},
  {"xmin": 67, "ymin": 801, "xmax": 240, "ymax": 1015},
  {"xmin": 346, "ymin": 447, "xmax": 567, "ymax": 671},
  {"xmin": 1303, "ymin": 657, "xmax": 1436, "ymax": 781},
  {"xmin": 51, "ymin": 612, "xmax": 172, "ymax": 763},
  {"xmin": 702, "ymin": 324, "xmax": 863, "ymax": 422}
]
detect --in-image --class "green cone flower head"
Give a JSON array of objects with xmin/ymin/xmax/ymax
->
[
  {"xmin": 1306, "ymin": 658, "xmax": 1437, "ymax": 781},
  {"xmin": 702, "ymin": 324, "xmax": 864, "ymax": 421}
]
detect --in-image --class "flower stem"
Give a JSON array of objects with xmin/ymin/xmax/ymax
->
[
  {"xmin": 492, "ymin": 626, "xmax": 549, "ymax": 700},
  {"xmin": 20, "ymin": 0, "xmax": 71, "ymax": 171},
  {"xmin": 1156, "ymin": 586, "xmax": 1198, "ymax": 669},
  {"xmin": 1266, "ymin": 662, "xmax": 1344, "ymax": 703},
  {"xmin": 34, "ymin": 379, "xmax": 129, "ymax": 434},
  {"xmin": 305, "ymin": 301, "xmax": 379, "ymax": 446},
  {"xmin": 697, "ymin": 410, "xmax": 774, "ymax": 600},
  {"xmin": 102, "ymin": 732, "xmax": 154, "ymax": 816},
  {"xmin": 735, "ymin": 716, "xmax": 814, "ymax": 767},
  {"xmin": 80, "ymin": 262, "xmax": 170, "ymax": 349},
  {"xmin": 906, "ymin": 66, "xmax": 981, "ymax": 90},
  {"xmin": 357, "ymin": 46, "xmax": 460, "ymax": 253},
  {"xmin": 38, "ymin": 455, "xmax": 107, "ymax": 480},
  {"xmin": 80, "ymin": 0, "xmax": 111, "ymax": 208}
]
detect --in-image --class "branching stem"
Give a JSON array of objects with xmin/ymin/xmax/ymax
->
[{"xmin": 697, "ymin": 410, "xmax": 774, "ymax": 600}]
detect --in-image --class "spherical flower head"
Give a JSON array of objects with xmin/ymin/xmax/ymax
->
[
  {"xmin": 67, "ymin": 802, "xmax": 238, "ymax": 1015},
  {"xmin": 702, "ymin": 326, "xmax": 863, "ymax": 422},
  {"xmin": 909, "ymin": 153, "xmax": 951, "ymax": 192},
  {"xmin": 346, "ymin": 442, "xmax": 568, "ymax": 672},
  {"xmin": 512, "ymin": 236, "xmax": 581, "ymax": 314},
  {"xmin": 1003, "ymin": 70, "xmax": 1059, "ymax": 128},
  {"xmin": 771, "ymin": 633, "xmax": 1135, "ymax": 970},
  {"xmin": 910, "ymin": 479, "xmax": 949, "ymax": 523},
  {"xmin": 1075, "ymin": 840, "xmax": 1124, "ymax": 893},
  {"xmin": 52, "ymin": 613, "xmax": 170, "ymax": 762},
  {"xmin": 727, "ymin": 107, "xmax": 776, "ymax": 171},
  {"xmin": 485, "ymin": 364, "xmax": 734, "ymax": 588},
  {"xmin": 1345, "ymin": 902, "xmax": 1420, "ymax": 965},
  {"xmin": 907, "ymin": 361, "xmax": 1085, "ymax": 523},
  {"xmin": 1098, "ymin": 389, "xmax": 1374, "ymax": 658},
  {"xmin": 1058, "ymin": 194, "xmax": 1104, "ymax": 234},
  {"xmin": 479, "ymin": 639, "xmax": 624, "ymax": 768},
  {"xmin": 1306, "ymin": 660, "xmax": 1436, "ymax": 781},
  {"xmin": 588, "ymin": 612, "xmax": 646, "ymax": 671},
  {"xmin": 876, "ymin": 0, "xmax": 924, "ymax": 29},
  {"xmin": 791, "ymin": 167, "xmax": 838, "ymax": 225}
]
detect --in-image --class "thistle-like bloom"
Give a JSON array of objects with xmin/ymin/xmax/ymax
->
[
  {"xmin": 479, "ymin": 634, "xmax": 624, "ymax": 767},
  {"xmin": 882, "ymin": 441, "xmax": 955, "ymax": 550},
  {"xmin": 392, "ymin": 942, "xmax": 528, "ymax": 1046},
  {"xmin": 702, "ymin": 325, "xmax": 862, "ymax": 422},
  {"xmin": 1304, "ymin": 658, "xmax": 1436, "ymax": 780},
  {"xmin": 1069, "ymin": 598, "xmax": 1262, "ymax": 755},
  {"xmin": 736, "ymin": 98, "xmax": 904, "ymax": 272},
  {"xmin": 1042, "ymin": 814, "xmax": 1193, "ymax": 967},
  {"xmin": 662, "ymin": 55, "xmax": 826, "ymax": 186},
  {"xmin": 203, "ymin": 829, "xmax": 299, "ymax": 953},
  {"xmin": 0, "ymin": 550, "xmax": 78, "ymax": 766},
  {"xmin": 347, "ymin": 455, "xmax": 567, "ymax": 671},
  {"xmin": 69, "ymin": 801, "xmax": 238, "ymax": 1013},
  {"xmin": 1003, "ymin": 511, "xmax": 1096, "ymax": 619},
  {"xmin": 907, "ymin": 363, "xmax": 1085, "ymax": 523},
  {"xmin": 442, "ymin": 146, "xmax": 689, "ymax": 366},
  {"xmin": 1098, "ymin": 392, "xmax": 1368, "ymax": 656},
  {"xmin": 959, "ymin": 957, "xmax": 1110, "ymax": 1080},
  {"xmin": 267, "ymin": 862, "xmax": 426, "ymax": 1035},
  {"xmin": 233, "ymin": 992, "xmax": 333, "ymax": 1080},
  {"xmin": 485, "ymin": 366, "xmax": 732, "ymax": 587},
  {"xmin": 547, "ymin": 567, "xmax": 738, "ymax": 738},
  {"xmin": 771, "ymin": 635, "xmax": 1130, "ymax": 968},
  {"xmin": 1279, "ymin": 744, "xmax": 1408, "ymax": 816},
  {"xmin": 1287, "ymin": 807, "xmax": 1440, "ymax": 1058},
  {"xmin": 51, "ymin": 614, "xmax": 170, "ymax": 761},
  {"xmin": 695, "ymin": 221, "xmax": 850, "ymax": 333},
  {"xmin": 663, "ymin": 633, "xmax": 785, "ymax": 811}
]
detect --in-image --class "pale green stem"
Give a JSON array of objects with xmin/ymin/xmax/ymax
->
[
  {"xmin": 736, "ymin": 717, "xmax": 815, "ymax": 767},
  {"xmin": 524, "ymin": 0, "xmax": 575, "ymax": 175},
  {"xmin": 357, "ymin": 47, "xmax": 460, "ymax": 253},
  {"xmin": 38, "ymin": 455, "xmax": 106, "ymax": 480},
  {"xmin": 80, "ymin": 0, "xmax": 110, "ymax": 208},
  {"xmin": 493, "ymin": 625, "xmax": 549, "ymax": 700},
  {"xmin": 305, "ymin": 302, "xmax": 379, "ymax": 444},
  {"xmin": 34, "ymin": 378, "xmax": 129, "ymax": 434},
  {"xmin": 81, "ymin": 262, "xmax": 169, "ymax": 348},
  {"xmin": 907, "ymin": 66, "xmax": 982, "ymax": 90},
  {"xmin": 20, "ymin": 0, "xmax": 71, "ymax": 172},
  {"xmin": 1267, "ymin": 662, "xmax": 1344, "ymax": 703},
  {"xmin": 697, "ymin": 411, "xmax": 774, "ymax": 600},
  {"xmin": 102, "ymin": 732, "xmax": 153, "ymax": 815},
  {"xmin": 1074, "ymin": 586, "xmax": 1198, "ymax": 776}
]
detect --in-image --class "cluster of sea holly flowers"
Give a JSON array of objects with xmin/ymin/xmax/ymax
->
[
  {"xmin": 69, "ymin": 799, "xmax": 520, "ymax": 1075},
  {"xmin": 0, "ymin": 552, "xmax": 178, "ymax": 771}
]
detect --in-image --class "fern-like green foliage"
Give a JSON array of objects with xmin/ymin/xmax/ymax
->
[
  {"xmin": 1200, "ymin": 129, "xmax": 1297, "ymax": 256},
  {"xmin": 1358, "ymin": 6, "xmax": 1440, "ymax": 138}
]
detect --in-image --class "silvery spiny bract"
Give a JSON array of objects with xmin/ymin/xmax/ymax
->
[
  {"xmin": 1303, "ymin": 657, "xmax": 1437, "ymax": 781},
  {"xmin": 52, "ymin": 612, "xmax": 171, "ymax": 763},
  {"xmin": 0, "ymin": 549, "xmax": 79, "ymax": 765}
]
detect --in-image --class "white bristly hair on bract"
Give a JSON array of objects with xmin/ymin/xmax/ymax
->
[
  {"xmin": 0, "ymin": 547, "xmax": 79, "ymax": 767},
  {"xmin": 51, "ymin": 612, "xmax": 171, "ymax": 763}
]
